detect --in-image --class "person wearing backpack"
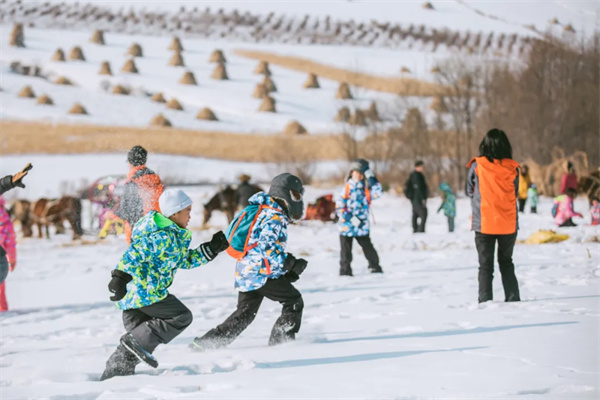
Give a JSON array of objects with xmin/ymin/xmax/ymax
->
[
  {"xmin": 337, "ymin": 159, "xmax": 383, "ymax": 276},
  {"xmin": 100, "ymin": 189, "xmax": 229, "ymax": 380},
  {"xmin": 553, "ymin": 188, "xmax": 583, "ymax": 227},
  {"xmin": 466, "ymin": 129, "xmax": 520, "ymax": 303},
  {"xmin": 404, "ymin": 160, "xmax": 430, "ymax": 233},
  {"xmin": 190, "ymin": 173, "xmax": 308, "ymax": 351}
]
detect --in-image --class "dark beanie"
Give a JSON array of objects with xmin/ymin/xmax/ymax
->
[{"xmin": 127, "ymin": 145, "xmax": 147, "ymax": 166}]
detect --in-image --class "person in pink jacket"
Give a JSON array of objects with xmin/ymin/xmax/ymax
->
[
  {"xmin": 553, "ymin": 188, "xmax": 583, "ymax": 227},
  {"xmin": 559, "ymin": 161, "xmax": 578, "ymax": 195},
  {"xmin": 0, "ymin": 195, "xmax": 17, "ymax": 311}
]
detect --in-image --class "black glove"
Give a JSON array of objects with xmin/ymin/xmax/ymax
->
[
  {"xmin": 283, "ymin": 253, "xmax": 308, "ymax": 279},
  {"xmin": 108, "ymin": 270, "xmax": 132, "ymax": 301},
  {"xmin": 199, "ymin": 231, "xmax": 229, "ymax": 260}
]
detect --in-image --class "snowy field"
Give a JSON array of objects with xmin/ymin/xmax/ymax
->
[{"xmin": 0, "ymin": 185, "xmax": 598, "ymax": 399}]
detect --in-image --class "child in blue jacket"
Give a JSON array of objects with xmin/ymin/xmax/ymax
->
[
  {"xmin": 191, "ymin": 173, "xmax": 308, "ymax": 351},
  {"xmin": 437, "ymin": 182, "xmax": 456, "ymax": 232}
]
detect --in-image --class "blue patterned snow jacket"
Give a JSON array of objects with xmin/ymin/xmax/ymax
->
[
  {"xmin": 336, "ymin": 177, "xmax": 383, "ymax": 237},
  {"xmin": 115, "ymin": 211, "xmax": 210, "ymax": 310},
  {"xmin": 235, "ymin": 192, "xmax": 289, "ymax": 292}
]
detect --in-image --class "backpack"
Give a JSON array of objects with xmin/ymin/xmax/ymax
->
[
  {"xmin": 403, "ymin": 176, "xmax": 414, "ymax": 200},
  {"xmin": 225, "ymin": 204, "xmax": 278, "ymax": 259}
]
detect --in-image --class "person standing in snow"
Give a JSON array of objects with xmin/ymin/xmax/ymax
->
[
  {"xmin": 235, "ymin": 174, "xmax": 261, "ymax": 209},
  {"xmin": 404, "ymin": 160, "xmax": 430, "ymax": 233},
  {"xmin": 590, "ymin": 197, "xmax": 600, "ymax": 225},
  {"xmin": 337, "ymin": 159, "xmax": 383, "ymax": 276},
  {"xmin": 527, "ymin": 183, "xmax": 539, "ymax": 214},
  {"xmin": 101, "ymin": 189, "xmax": 229, "ymax": 380},
  {"xmin": 437, "ymin": 182, "xmax": 456, "ymax": 233},
  {"xmin": 518, "ymin": 164, "xmax": 531, "ymax": 213},
  {"xmin": 0, "ymin": 196, "xmax": 17, "ymax": 307},
  {"xmin": 191, "ymin": 173, "xmax": 308, "ymax": 351},
  {"xmin": 466, "ymin": 128, "xmax": 521, "ymax": 303},
  {"xmin": 114, "ymin": 146, "xmax": 164, "ymax": 243},
  {"xmin": 559, "ymin": 161, "xmax": 578, "ymax": 195}
]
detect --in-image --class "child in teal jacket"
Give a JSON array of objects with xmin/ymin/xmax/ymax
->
[{"xmin": 437, "ymin": 182, "xmax": 456, "ymax": 232}]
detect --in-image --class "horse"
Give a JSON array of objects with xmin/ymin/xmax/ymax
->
[
  {"xmin": 578, "ymin": 169, "xmax": 600, "ymax": 206},
  {"xmin": 203, "ymin": 186, "xmax": 237, "ymax": 226},
  {"xmin": 14, "ymin": 196, "xmax": 83, "ymax": 240},
  {"xmin": 8, "ymin": 199, "xmax": 33, "ymax": 237}
]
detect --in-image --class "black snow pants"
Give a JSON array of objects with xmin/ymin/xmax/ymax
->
[
  {"xmin": 474, "ymin": 232, "xmax": 520, "ymax": 303},
  {"xmin": 339, "ymin": 234, "xmax": 381, "ymax": 275},
  {"xmin": 411, "ymin": 202, "xmax": 428, "ymax": 233},
  {"xmin": 192, "ymin": 276, "xmax": 303, "ymax": 350}
]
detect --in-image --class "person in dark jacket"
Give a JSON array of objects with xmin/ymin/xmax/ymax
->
[
  {"xmin": 466, "ymin": 128, "xmax": 520, "ymax": 303},
  {"xmin": 114, "ymin": 146, "xmax": 164, "ymax": 243},
  {"xmin": 404, "ymin": 160, "xmax": 430, "ymax": 233},
  {"xmin": 235, "ymin": 174, "xmax": 261, "ymax": 209},
  {"xmin": 0, "ymin": 163, "xmax": 32, "ymax": 196}
]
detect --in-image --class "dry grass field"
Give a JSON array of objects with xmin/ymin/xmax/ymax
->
[
  {"xmin": 233, "ymin": 49, "xmax": 446, "ymax": 96},
  {"xmin": 0, "ymin": 121, "xmax": 345, "ymax": 162}
]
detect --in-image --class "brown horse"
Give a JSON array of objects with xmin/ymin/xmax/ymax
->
[
  {"xmin": 203, "ymin": 186, "xmax": 237, "ymax": 226},
  {"xmin": 8, "ymin": 199, "xmax": 33, "ymax": 237},
  {"xmin": 14, "ymin": 196, "xmax": 83, "ymax": 240}
]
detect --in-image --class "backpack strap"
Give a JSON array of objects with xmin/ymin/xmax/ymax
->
[{"xmin": 344, "ymin": 182, "xmax": 371, "ymax": 205}]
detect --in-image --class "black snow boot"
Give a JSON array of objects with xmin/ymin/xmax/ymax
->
[
  {"xmin": 339, "ymin": 267, "xmax": 353, "ymax": 276},
  {"xmin": 100, "ymin": 345, "xmax": 139, "ymax": 381},
  {"xmin": 120, "ymin": 333, "xmax": 159, "ymax": 368},
  {"xmin": 368, "ymin": 265, "xmax": 384, "ymax": 273}
]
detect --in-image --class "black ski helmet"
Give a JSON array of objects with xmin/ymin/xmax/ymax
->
[{"xmin": 268, "ymin": 173, "xmax": 304, "ymax": 222}]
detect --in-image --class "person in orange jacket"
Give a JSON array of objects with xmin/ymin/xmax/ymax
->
[
  {"xmin": 466, "ymin": 129, "xmax": 520, "ymax": 303},
  {"xmin": 114, "ymin": 146, "xmax": 164, "ymax": 243}
]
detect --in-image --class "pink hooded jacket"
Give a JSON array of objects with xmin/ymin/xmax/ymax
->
[
  {"xmin": 554, "ymin": 195, "xmax": 583, "ymax": 226},
  {"xmin": 0, "ymin": 196, "xmax": 16, "ymax": 266}
]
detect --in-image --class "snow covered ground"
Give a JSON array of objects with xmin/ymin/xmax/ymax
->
[{"xmin": 0, "ymin": 185, "xmax": 598, "ymax": 399}]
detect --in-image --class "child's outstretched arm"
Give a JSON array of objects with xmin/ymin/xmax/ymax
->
[{"xmin": 182, "ymin": 231, "xmax": 229, "ymax": 269}]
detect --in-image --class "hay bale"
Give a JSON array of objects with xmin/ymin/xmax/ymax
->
[
  {"xmin": 258, "ymin": 96, "xmax": 276, "ymax": 112},
  {"xmin": 303, "ymin": 73, "xmax": 320, "ymax": 89},
  {"xmin": 262, "ymin": 76, "xmax": 277, "ymax": 92},
  {"xmin": 365, "ymin": 101, "xmax": 380, "ymax": 121},
  {"xmin": 196, "ymin": 107, "xmax": 218, "ymax": 121},
  {"xmin": 283, "ymin": 120, "xmax": 307, "ymax": 135},
  {"xmin": 112, "ymin": 85, "xmax": 130, "ymax": 95},
  {"xmin": 334, "ymin": 106, "xmax": 351, "ymax": 122},
  {"xmin": 98, "ymin": 61, "xmax": 112, "ymax": 75},
  {"xmin": 52, "ymin": 48, "xmax": 65, "ymax": 62},
  {"xmin": 169, "ymin": 37, "xmax": 183, "ymax": 51},
  {"xmin": 89, "ymin": 29, "xmax": 105, "ymax": 45},
  {"xmin": 550, "ymin": 17, "xmax": 560, "ymax": 25},
  {"xmin": 179, "ymin": 71, "xmax": 197, "ymax": 85},
  {"xmin": 401, "ymin": 66, "xmax": 411, "ymax": 73},
  {"xmin": 17, "ymin": 85, "xmax": 35, "ymax": 98},
  {"xmin": 429, "ymin": 96, "xmax": 448, "ymax": 113},
  {"xmin": 54, "ymin": 76, "xmax": 73, "ymax": 85},
  {"xmin": 36, "ymin": 94, "xmax": 53, "ymax": 105},
  {"xmin": 168, "ymin": 51, "xmax": 185, "ymax": 67},
  {"xmin": 68, "ymin": 46, "xmax": 85, "ymax": 61},
  {"xmin": 422, "ymin": 2, "xmax": 434, "ymax": 10},
  {"xmin": 211, "ymin": 63, "xmax": 229, "ymax": 80},
  {"xmin": 166, "ymin": 98, "xmax": 183, "ymax": 110},
  {"xmin": 254, "ymin": 60, "xmax": 271, "ymax": 76},
  {"xmin": 127, "ymin": 43, "xmax": 143, "ymax": 57},
  {"xmin": 253, "ymin": 83, "xmax": 268, "ymax": 98},
  {"xmin": 349, "ymin": 109, "xmax": 366, "ymax": 126},
  {"xmin": 121, "ymin": 59, "xmax": 139, "ymax": 74},
  {"xmin": 150, "ymin": 113, "xmax": 172, "ymax": 127},
  {"xmin": 9, "ymin": 23, "xmax": 24, "ymax": 47},
  {"xmin": 564, "ymin": 24, "xmax": 575, "ymax": 33},
  {"xmin": 430, "ymin": 66, "xmax": 441, "ymax": 73},
  {"xmin": 209, "ymin": 49, "xmax": 226, "ymax": 63},
  {"xmin": 68, "ymin": 103, "xmax": 87, "ymax": 115},
  {"xmin": 151, "ymin": 92, "xmax": 166, "ymax": 103},
  {"xmin": 336, "ymin": 82, "xmax": 353, "ymax": 99}
]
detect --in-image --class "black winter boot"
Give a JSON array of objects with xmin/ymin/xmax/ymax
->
[
  {"xmin": 120, "ymin": 333, "xmax": 159, "ymax": 368},
  {"xmin": 100, "ymin": 345, "xmax": 139, "ymax": 381},
  {"xmin": 368, "ymin": 265, "xmax": 383, "ymax": 273}
]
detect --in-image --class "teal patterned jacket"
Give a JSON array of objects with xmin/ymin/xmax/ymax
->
[
  {"xmin": 336, "ymin": 177, "xmax": 383, "ymax": 237},
  {"xmin": 115, "ymin": 211, "xmax": 209, "ymax": 310}
]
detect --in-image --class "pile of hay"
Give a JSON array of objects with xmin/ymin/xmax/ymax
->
[
  {"xmin": 211, "ymin": 63, "xmax": 229, "ymax": 80},
  {"xmin": 166, "ymin": 98, "xmax": 183, "ymax": 110},
  {"xmin": 168, "ymin": 51, "xmax": 185, "ymax": 67},
  {"xmin": 303, "ymin": 73, "xmax": 320, "ymax": 89},
  {"xmin": 550, "ymin": 17, "xmax": 560, "ymax": 25},
  {"xmin": 522, "ymin": 230, "xmax": 569, "ymax": 244},
  {"xmin": 98, "ymin": 61, "xmax": 112, "ymax": 75},
  {"xmin": 209, "ymin": 49, "xmax": 226, "ymax": 63},
  {"xmin": 179, "ymin": 71, "xmax": 197, "ymax": 85},
  {"xmin": 401, "ymin": 66, "xmax": 411, "ymax": 73},
  {"xmin": 18, "ymin": 85, "xmax": 35, "ymax": 98},
  {"xmin": 262, "ymin": 76, "xmax": 277, "ymax": 92},
  {"xmin": 431, "ymin": 66, "xmax": 441, "ymax": 73},
  {"xmin": 349, "ymin": 109, "xmax": 366, "ymax": 126},
  {"xmin": 68, "ymin": 46, "xmax": 85, "ymax": 61},
  {"xmin": 169, "ymin": 37, "xmax": 183, "ymax": 52},
  {"xmin": 365, "ymin": 101, "xmax": 380, "ymax": 121},
  {"xmin": 564, "ymin": 24, "xmax": 575, "ymax": 33},
  {"xmin": 54, "ymin": 76, "xmax": 73, "ymax": 85},
  {"xmin": 283, "ymin": 120, "xmax": 307, "ymax": 135},
  {"xmin": 253, "ymin": 83, "xmax": 268, "ymax": 98},
  {"xmin": 121, "ymin": 59, "xmax": 138, "ymax": 74},
  {"xmin": 429, "ymin": 96, "xmax": 448, "ymax": 113},
  {"xmin": 334, "ymin": 106, "xmax": 350, "ymax": 122},
  {"xmin": 254, "ymin": 60, "xmax": 271, "ymax": 76},
  {"xmin": 36, "ymin": 94, "xmax": 53, "ymax": 105},
  {"xmin": 52, "ymin": 48, "xmax": 65, "ymax": 62},
  {"xmin": 150, "ymin": 113, "xmax": 172, "ymax": 127},
  {"xmin": 151, "ymin": 92, "xmax": 166, "ymax": 103},
  {"xmin": 196, "ymin": 107, "xmax": 218, "ymax": 121},
  {"xmin": 112, "ymin": 85, "xmax": 130, "ymax": 95},
  {"xmin": 90, "ymin": 30, "xmax": 105, "ymax": 45},
  {"xmin": 258, "ymin": 96, "xmax": 276, "ymax": 112},
  {"xmin": 10, "ymin": 23, "xmax": 24, "ymax": 47},
  {"xmin": 336, "ymin": 82, "xmax": 352, "ymax": 99},
  {"xmin": 422, "ymin": 2, "xmax": 434, "ymax": 10},
  {"xmin": 127, "ymin": 43, "xmax": 143, "ymax": 57},
  {"xmin": 68, "ymin": 103, "xmax": 87, "ymax": 115}
]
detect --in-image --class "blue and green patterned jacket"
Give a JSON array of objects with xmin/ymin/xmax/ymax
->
[
  {"xmin": 438, "ymin": 183, "xmax": 456, "ymax": 218},
  {"xmin": 115, "ymin": 211, "xmax": 209, "ymax": 310},
  {"xmin": 336, "ymin": 177, "xmax": 383, "ymax": 237}
]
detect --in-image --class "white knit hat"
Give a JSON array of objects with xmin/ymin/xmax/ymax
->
[{"xmin": 159, "ymin": 189, "xmax": 192, "ymax": 217}]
